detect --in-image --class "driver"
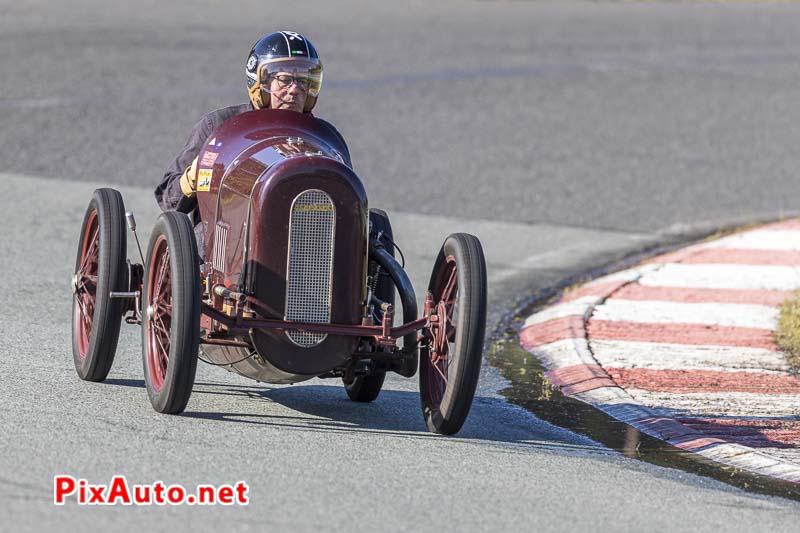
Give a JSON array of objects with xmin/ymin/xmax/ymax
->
[{"xmin": 154, "ymin": 31, "xmax": 350, "ymax": 254}]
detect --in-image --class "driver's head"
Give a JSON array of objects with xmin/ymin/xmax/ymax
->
[{"xmin": 245, "ymin": 31, "xmax": 323, "ymax": 113}]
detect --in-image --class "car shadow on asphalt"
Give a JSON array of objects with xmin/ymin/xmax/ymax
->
[
  {"xmin": 177, "ymin": 381, "xmax": 607, "ymax": 452},
  {"xmin": 101, "ymin": 377, "xmax": 605, "ymax": 452},
  {"xmin": 104, "ymin": 378, "xmax": 146, "ymax": 388}
]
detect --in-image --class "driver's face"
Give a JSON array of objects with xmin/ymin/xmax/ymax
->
[{"xmin": 268, "ymin": 72, "xmax": 308, "ymax": 112}]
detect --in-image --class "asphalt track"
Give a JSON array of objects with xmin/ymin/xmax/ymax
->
[{"xmin": 3, "ymin": 1, "xmax": 800, "ymax": 531}]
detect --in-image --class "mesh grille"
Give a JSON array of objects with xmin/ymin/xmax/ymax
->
[{"xmin": 285, "ymin": 190, "xmax": 335, "ymax": 347}]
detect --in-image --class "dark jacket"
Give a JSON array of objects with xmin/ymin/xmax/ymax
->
[{"xmin": 155, "ymin": 103, "xmax": 351, "ymax": 256}]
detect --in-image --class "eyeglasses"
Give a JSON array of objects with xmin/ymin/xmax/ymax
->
[{"xmin": 269, "ymin": 74, "xmax": 310, "ymax": 90}]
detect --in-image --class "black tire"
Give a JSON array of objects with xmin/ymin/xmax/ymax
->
[
  {"xmin": 420, "ymin": 233, "xmax": 487, "ymax": 435},
  {"xmin": 71, "ymin": 188, "xmax": 127, "ymax": 382},
  {"xmin": 141, "ymin": 212, "xmax": 201, "ymax": 414},
  {"xmin": 344, "ymin": 209, "xmax": 393, "ymax": 402}
]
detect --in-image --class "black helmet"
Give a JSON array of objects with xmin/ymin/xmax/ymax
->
[{"xmin": 245, "ymin": 31, "xmax": 323, "ymax": 113}]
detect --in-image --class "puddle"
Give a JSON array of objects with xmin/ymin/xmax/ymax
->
[{"xmin": 488, "ymin": 323, "xmax": 800, "ymax": 501}]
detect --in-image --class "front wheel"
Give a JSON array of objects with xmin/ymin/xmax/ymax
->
[
  {"xmin": 141, "ymin": 212, "xmax": 201, "ymax": 414},
  {"xmin": 420, "ymin": 233, "xmax": 487, "ymax": 435},
  {"xmin": 71, "ymin": 188, "xmax": 127, "ymax": 382}
]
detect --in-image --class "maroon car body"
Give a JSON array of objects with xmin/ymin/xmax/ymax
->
[{"xmin": 194, "ymin": 109, "xmax": 369, "ymax": 383}]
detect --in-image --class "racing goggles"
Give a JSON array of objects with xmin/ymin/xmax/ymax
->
[{"xmin": 258, "ymin": 59, "xmax": 323, "ymax": 97}]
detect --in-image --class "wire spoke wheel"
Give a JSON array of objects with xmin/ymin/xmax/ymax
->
[
  {"xmin": 428, "ymin": 261, "xmax": 457, "ymax": 406},
  {"xmin": 74, "ymin": 217, "xmax": 99, "ymax": 357},
  {"xmin": 146, "ymin": 237, "xmax": 171, "ymax": 392},
  {"xmin": 71, "ymin": 189, "xmax": 127, "ymax": 382},
  {"xmin": 142, "ymin": 212, "xmax": 200, "ymax": 414},
  {"xmin": 420, "ymin": 234, "xmax": 487, "ymax": 435}
]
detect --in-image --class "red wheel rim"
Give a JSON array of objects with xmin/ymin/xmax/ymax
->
[
  {"xmin": 146, "ymin": 235, "xmax": 171, "ymax": 392},
  {"xmin": 424, "ymin": 256, "xmax": 458, "ymax": 409},
  {"xmin": 73, "ymin": 210, "xmax": 99, "ymax": 359}
]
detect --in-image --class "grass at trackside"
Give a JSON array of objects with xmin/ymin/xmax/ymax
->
[{"xmin": 776, "ymin": 291, "xmax": 800, "ymax": 374}]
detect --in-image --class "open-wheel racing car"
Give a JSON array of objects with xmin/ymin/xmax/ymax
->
[{"xmin": 71, "ymin": 109, "xmax": 487, "ymax": 435}]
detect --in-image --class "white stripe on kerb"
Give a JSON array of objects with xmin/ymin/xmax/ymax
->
[
  {"xmin": 523, "ymin": 338, "xmax": 596, "ymax": 369},
  {"xmin": 584, "ymin": 264, "xmax": 658, "ymax": 286},
  {"xmin": 623, "ymin": 390, "xmax": 800, "ymax": 418},
  {"xmin": 638, "ymin": 263, "xmax": 800, "ymax": 291},
  {"xmin": 703, "ymin": 230, "xmax": 800, "ymax": 251},
  {"xmin": 590, "ymin": 340, "xmax": 790, "ymax": 373},
  {"xmin": 591, "ymin": 299, "xmax": 778, "ymax": 329},
  {"xmin": 522, "ymin": 296, "xmax": 599, "ymax": 328}
]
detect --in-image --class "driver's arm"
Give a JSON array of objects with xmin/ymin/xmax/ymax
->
[{"xmin": 154, "ymin": 115, "xmax": 213, "ymax": 213}]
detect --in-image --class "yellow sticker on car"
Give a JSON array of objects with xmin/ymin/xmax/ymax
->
[{"xmin": 197, "ymin": 169, "xmax": 213, "ymax": 192}]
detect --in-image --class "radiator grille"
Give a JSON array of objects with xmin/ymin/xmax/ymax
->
[
  {"xmin": 285, "ymin": 190, "xmax": 335, "ymax": 347},
  {"xmin": 213, "ymin": 223, "xmax": 228, "ymax": 272}
]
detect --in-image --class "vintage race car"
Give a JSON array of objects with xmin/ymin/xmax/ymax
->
[{"xmin": 71, "ymin": 109, "xmax": 487, "ymax": 435}]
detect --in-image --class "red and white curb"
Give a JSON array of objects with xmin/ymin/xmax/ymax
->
[{"xmin": 520, "ymin": 219, "xmax": 800, "ymax": 483}]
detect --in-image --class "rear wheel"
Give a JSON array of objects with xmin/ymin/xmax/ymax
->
[
  {"xmin": 71, "ymin": 188, "xmax": 127, "ymax": 382},
  {"xmin": 345, "ymin": 209, "xmax": 393, "ymax": 402},
  {"xmin": 142, "ymin": 212, "xmax": 201, "ymax": 414},
  {"xmin": 420, "ymin": 233, "xmax": 487, "ymax": 435}
]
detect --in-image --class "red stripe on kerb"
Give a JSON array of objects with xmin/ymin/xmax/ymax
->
[
  {"xmin": 672, "ymin": 436, "xmax": 729, "ymax": 452},
  {"xmin": 547, "ymin": 364, "xmax": 608, "ymax": 386},
  {"xmin": 561, "ymin": 378, "xmax": 616, "ymax": 395},
  {"xmin": 545, "ymin": 364, "xmax": 616, "ymax": 394},
  {"xmin": 519, "ymin": 316, "xmax": 585, "ymax": 349},
  {"xmin": 544, "ymin": 365, "xmax": 617, "ymax": 395},
  {"xmin": 587, "ymin": 320, "xmax": 778, "ymax": 350},
  {"xmin": 606, "ymin": 368, "xmax": 800, "ymax": 394},
  {"xmin": 611, "ymin": 283, "xmax": 792, "ymax": 307},
  {"xmin": 676, "ymin": 418, "xmax": 800, "ymax": 448},
  {"xmin": 679, "ymin": 248, "xmax": 800, "ymax": 266}
]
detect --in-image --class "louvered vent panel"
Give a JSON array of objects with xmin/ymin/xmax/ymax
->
[{"xmin": 213, "ymin": 223, "xmax": 228, "ymax": 273}]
